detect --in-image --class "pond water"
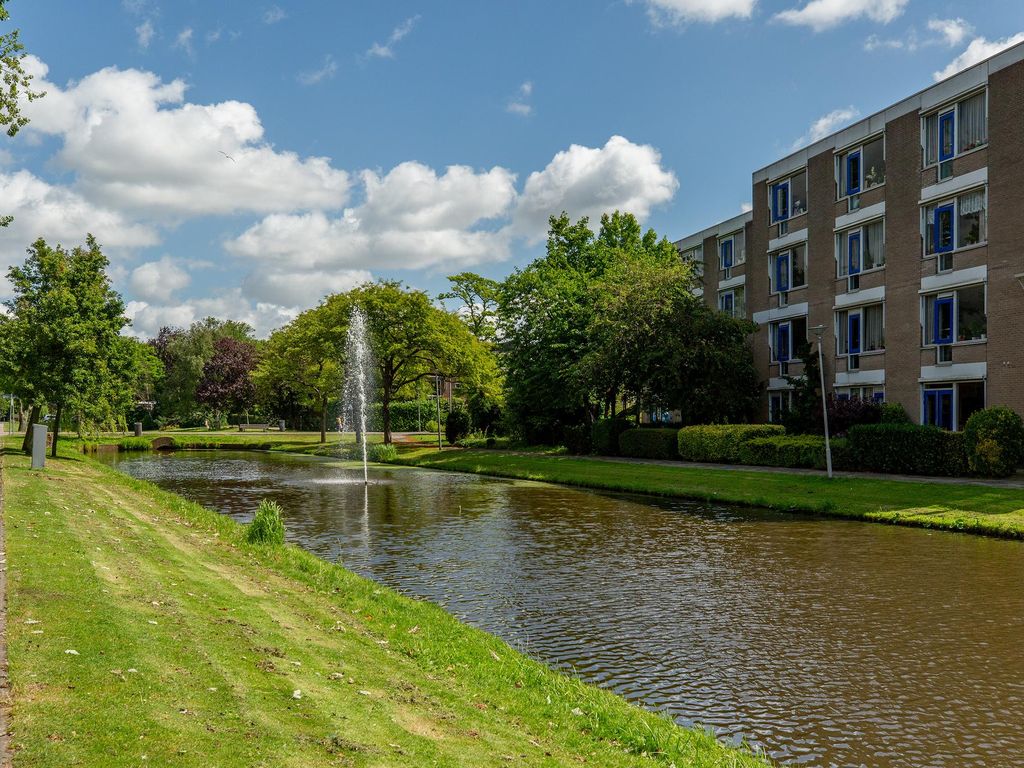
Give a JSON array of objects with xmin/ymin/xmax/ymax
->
[{"xmin": 100, "ymin": 449, "xmax": 1024, "ymax": 768}]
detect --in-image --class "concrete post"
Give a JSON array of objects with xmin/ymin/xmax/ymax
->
[
  {"xmin": 134, "ymin": 422, "xmax": 143, "ymax": 437},
  {"xmin": 279, "ymin": 419, "xmax": 286, "ymax": 432},
  {"xmin": 31, "ymin": 424, "xmax": 47, "ymax": 469}
]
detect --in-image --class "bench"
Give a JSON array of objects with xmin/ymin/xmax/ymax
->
[{"xmin": 238, "ymin": 423, "xmax": 270, "ymax": 432}]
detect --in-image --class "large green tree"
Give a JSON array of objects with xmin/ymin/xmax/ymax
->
[
  {"xmin": 2, "ymin": 235, "xmax": 128, "ymax": 456},
  {"xmin": 438, "ymin": 272, "xmax": 501, "ymax": 342}
]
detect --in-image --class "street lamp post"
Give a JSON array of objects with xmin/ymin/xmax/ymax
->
[{"xmin": 810, "ymin": 324, "xmax": 833, "ymax": 479}]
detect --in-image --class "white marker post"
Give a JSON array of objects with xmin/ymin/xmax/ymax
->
[{"xmin": 31, "ymin": 424, "xmax": 47, "ymax": 469}]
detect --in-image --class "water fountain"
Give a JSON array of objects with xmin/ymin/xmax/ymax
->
[{"xmin": 344, "ymin": 307, "xmax": 372, "ymax": 485}]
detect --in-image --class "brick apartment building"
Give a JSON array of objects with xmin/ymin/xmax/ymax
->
[{"xmin": 675, "ymin": 41, "xmax": 1024, "ymax": 430}]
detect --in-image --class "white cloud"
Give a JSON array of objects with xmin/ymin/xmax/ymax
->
[
  {"xmin": 298, "ymin": 55, "xmax": 338, "ymax": 86},
  {"xmin": 864, "ymin": 31, "xmax": 915, "ymax": 51},
  {"xmin": 136, "ymin": 20, "xmax": 154, "ymax": 49},
  {"xmin": 173, "ymin": 27, "xmax": 194, "ymax": 57},
  {"xmin": 129, "ymin": 256, "xmax": 190, "ymax": 303},
  {"xmin": 506, "ymin": 81, "xmax": 533, "ymax": 116},
  {"xmin": 263, "ymin": 6, "xmax": 286, "ymax": 25},
  {"xmin": 367, "ymin": 16, "xmax": 419, "ymax": 59},
  {"xmin": 512, "ymin": 135, "xmax": 678, "ymax": 241},
  {"xmin": 933, "ymin": 33, "xmax": 1024, "ymax": 82},
  {"xmin": 638, "ymin": 0, "xmax": 756, "ymax": 24},
  {"xmin": 776, "ymin": 0, "xmax": 908, "ymax": 31},
  {"xmin": 791, "ymin": 106, "xmax": 860, "ymax": 151},
  {"xmin": 126, "ymin": 291, "xmax": 299, "ymax": 338},
  {"xmin": 22, "ymin": 57, "xmax": 351, "ymax": 216},
  {"xmin": 928, "ymin": 18, "xmax": 973, "ymax": 48},
  {"xmin": 740, "ymin": 202, "xmax": 752, "ymax": 213},
  {"xmin": 242, "ymin": 268, "xmax": 372, "ymax": 306}
]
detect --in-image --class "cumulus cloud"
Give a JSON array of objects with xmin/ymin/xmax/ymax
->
[
  {"xmin": 242, "ymin": 268, "xmax": 372, "ymax": 306},
  {"xmin": 129, "ymin": 256, "xmax": 190, "ymax": 303},
  {"xmin": 933, "ymin": 33, "xmax": 1024, "ymax": 82},
  {"xmin": 511, "ymin": 135, "xmax": 678, "ymax": 240},
  {"xmin": 22, "ymin": 56, "xmax": 350, "ymax": 216},
  {"xmin": 928, "ymin": 18, "xmax": 973, "ymax": 48},
  {"xmin": 776, "ymin": 0, "xmax": 908, "ymax": 31},
  {"xmin": 638, "ymin": 0, "xmax": 756, "ymax": 25},
  {"xmin": 126, "ymin": 290, "xmax": 300, "ymax": 338},
  {"xmin": 791, "ymin": 107, "xmax": 860, "ymax": 151},
  {"xmin": 298, "ymin": 55, "xmax": 338, "ymax": 86},
  {"xmin": 136, "ymin": 20, "xmax": 155, "ymax": 49},
  {"xmin": 367, "ymin": 16, "xmax": 419, "ymax": 59},
  {"xmin": 740, "ymin": 202, "xmax": 753, "ymax": 213},
  {"xmin": 506, "ymin": 81, "xmax": 533, "ymax": 116}
]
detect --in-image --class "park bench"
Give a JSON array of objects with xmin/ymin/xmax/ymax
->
[{"xmin": 238, "ymin": 423, "xmax": 270, "ymax": 432}]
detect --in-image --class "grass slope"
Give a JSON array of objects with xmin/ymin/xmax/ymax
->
[
  {"xmin": 2, "ymin": 447, "xmax": 769, "ymax": 768},
  {"xmin": 392, "ymin": 449, "xmax": 1024, "ymax": 539}
]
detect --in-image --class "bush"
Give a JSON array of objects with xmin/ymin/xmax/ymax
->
[
  {"xmin": 880, "ymin": 402, "xmax": 912, "ymax": 424},
  {"xmin": 591, "ymin": 419, "xmax": 636, "ymax": 456},
  {"xmin": 424, "ymin": 419, "xmax": 439, "ymax": 434},
  {"xmin": 619, "ymin": 428, "xmax": 680, "ymax": 460},
  {"xmin": 963, "ymin": 407, "xmax": 1024, "ymax": 478},
  {"xmin": 445, "ymin": 408, "xmax": 471, "ymax": 445},
  {"xmin": 563, "ymin": 424, "xmax": 593, "ymax": 455},
  {"xmin": 826, "ymin": 396, "xmax": 882, "ymax": 436},
  {"xmin": 847, "ymin": 423, "xmax": 968, "ymax": 477},
  {"xmin": 738, "ymin": 435, "xmax": 828, "ymax": 469},
  {"xmin": 368, "ymin": 443, "xmax": 398, "ymax": 463},
  {"xmin": 677, "ymin": 424, "xmax": 785, "ymax": 463},
  {"xmin": 369, "ymin": 399, "xmax": 443, "ymax": 432},
  {"xmin": 245, "ymin": 499, "xmax": 286, "ymax": 546},
  {"xmin": 458, "ymin": 435, "xmax": 512, "ymax": 449}
]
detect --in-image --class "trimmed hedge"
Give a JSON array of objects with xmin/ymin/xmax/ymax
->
[
  {"xmin": 738, "ymin": 435, "xmax": 828, "ymax": 469},
  {"xmin": 592, "ymin": 419, "xmax": 636, "ymax": 456},
  {"xmin": 847, "ymin": 423, "xmax": 968, "ymax": 477},
  {"xmin": 619, "ymin": 428, "xmax": 680, "ymax": 461},
  {"xmin": 677, "ymin": 424, "xmax": 785, "ymax": 463},
  {"xmin": 963, "ymin": 406, "xmax": 1024, "ymax": 478}
]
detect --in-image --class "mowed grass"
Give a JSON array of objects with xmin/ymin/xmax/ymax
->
[
  {"xmin": 1, "ymin": 447, "xmax": 771, "ymax": 768},
  {"xmin": 392, "ymin": 448, "xmax": 1024, "ymax": 539}
]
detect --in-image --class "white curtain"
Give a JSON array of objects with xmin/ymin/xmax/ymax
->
[
  {"xmin": 959, "ymin": 189, "xmax": 985, "ymax": 215},
  {"xmin": 864, "ymin": 305, "xmax": 884, "ymax": 351},
  {"xmin": 958, "ymin": 92, "xmax": 987, "ymax": 152}
]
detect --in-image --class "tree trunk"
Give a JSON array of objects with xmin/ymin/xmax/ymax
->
[
  {"xmin": 382, "ymin": 391, "xmax": 392, "ymax": 445},
  {"xmin": 51, "ymin": 402, "xmax": 63, "ymax": 458},
  {"xmin": 21, "ymin": 405, "xmax": 39, "ymax": 454},
  {"xmin": 319, "ymin": 397, "xmax": 327, "ymax": 444}
]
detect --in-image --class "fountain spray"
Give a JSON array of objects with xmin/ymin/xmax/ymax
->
[{"xmin": 345, "ymin": 307, "xmax": 371, "ymax": 485}]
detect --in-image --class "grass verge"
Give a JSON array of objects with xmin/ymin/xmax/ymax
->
[
  {"xmin": 1, "ymin": 445, "xmax": 770, "ymax": 767},
  {"xmin": 390, "ymin": 448, "xmax": 1024, "ymax": 539}
]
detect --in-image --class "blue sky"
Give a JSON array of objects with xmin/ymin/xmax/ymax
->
[{"xmin": 3, "ymin": 0, "xmax": 1022, "ymax": 336}]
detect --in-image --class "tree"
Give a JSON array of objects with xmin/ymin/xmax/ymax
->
[
  {"xmin": 195, "ymin": 337, "xmax": 258, "ymax": 427},
  {"xmin": 252, "ymin": 294, "xmax": 350, "ymax": 443},
  {"xmin": 2, "ymin": 235, "xmax": 127, "ymax": 456},
  {"xmin": 439, "ymin": 272, "xmax": 500, "ymax": 342},
  {"xmin": 354, "ymin": 281, "xmax": 490, "ymax": 444}
]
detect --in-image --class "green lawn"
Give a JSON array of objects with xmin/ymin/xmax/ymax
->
[
  {"xmin": 391, "ymin": 448, "xmax": 1024, "ymax": 539},
  {"xmin": 1, "ymin": 446, "xmax": 770, "ymax": 767}
]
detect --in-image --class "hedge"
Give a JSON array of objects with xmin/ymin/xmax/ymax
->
[
  {"xmin": 563, "ymin": 424, "xmax": 593, "ymax": 456},
  {"xmin": 847, "ymin": 423, "xmax": 968, "ymax": 477},
  {"xmin": 592, "ymin": 419, "xmax": 636, "ymax": 456},
  {"xmin": 618, "ymin": 429, "xmax": 680, "ymax": 461},
  {"xmin": 369, "ymin": 400, "xmax": 445, "ymax": 432},
  {"xmin": 963, "ymin": 407, "xmax": 1024, "ymax": 478},
  {"xmin": 677, "ymin": 424, "xmax": 785, "ymax": 463},
  {"xmin": 738, "ymin": 435, "xmax": 828, "ymax": 469}
]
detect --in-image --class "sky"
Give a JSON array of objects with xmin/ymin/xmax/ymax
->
[{"xmin": 3, "ymin": 0, "xmax": 1022, "ymax": 338}]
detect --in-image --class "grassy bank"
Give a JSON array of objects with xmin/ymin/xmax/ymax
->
[
  {"xmin": 391, "ymin": 448, "xmax": 1024, "ymax": 539},
  {"xmin": 1, "ymin": 446, "xmax": 769, "ymax": 767}
]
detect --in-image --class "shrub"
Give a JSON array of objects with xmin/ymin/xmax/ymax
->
[
  {"xmin": 368, "ymin": 443, "xmax": 398, "ymax": 462},
  {"xmin": 562, "ymin": 424, "xmax": 593, "ymax": 455},
  {"xmin": 880, "ymin": 402, "xmax": 912, "ymax": 424},
  {"xmin": 458, "ymin": 435, "xmax": 511, "ymax": 449},
  {"xmin": 619, "ymin": 428, "xmax": 680, "ymax": 460},
  {"xmin": 677, "ymin": 424, "xmax": 784, "ymax": 463},
  {"xmin": 369, "ymin": 399, "xmax": 443, "ymax": 432},
  {"xmin": 245, "ymin": 499, "xmax": 285, "ymax": 546},
  {"xmin": 591, "ymin": 419, "xmax": 636, "ymax": 456},
  {"xmin": 445, "ymin": 408, "xmax": 471, "ymax": 445},
  {"xmin": 847, "ymin": 423, "xmax": 968, "ymax": 477},
  {"xmin": 424, "ymin": 419, "xmax": 439, "ymax": 434},
  {"xmin": 963, "ymin": 407, "xmax": 1024, "ymax": 478},
  {"xmin": 826, "ymin": 396, "xmax": 882, "ymax": 437},
  {"xmin": 738, "ymin": 434, "xmax": 827, "ymax": 469}
]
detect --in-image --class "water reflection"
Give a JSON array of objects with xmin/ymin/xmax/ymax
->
[{"xmin": 103, "ymin": 450, "xmax": 1024, "ymax": 768}]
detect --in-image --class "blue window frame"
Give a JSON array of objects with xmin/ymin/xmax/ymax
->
[
  {"xmin": 771, "ymin": 181, "xmax": 790, "ymax": 223},
  {"xmin": 933, "ymin": 296, "xmax": 954, "ymax": 345},
  {"xmin": 720, "ymin": 291, "xmax": 734, "ymax": 315},
  {"xmin": 938, "ymin": 111, "xmax": 956, "ymax": 163},
  {"xmin": 846, "ymin": 150, "xmax": 861, "ymax": 196},
  {"xmin": 848, "ymin": 231, "xmax": 862, "ymax": 275},
  {"xmin": 720, "ymin": 239, "xmax": 733, "ymax": 270},
  {"xmin": 776, "ymin": 323, "xmax": 791, "ymax": 362},
  {"xmin": 836, "ymin": 393, "xmax": 850, "ymax": 402},
  {"xmin": 933, "ymin": 204, "xmax": 955, "ymax": 253},
  {"xmin": 923, "ymin": 389, "xmax": 954, "ymax": 430},
  {"xmin": 872, "ymin": 392, "xmax": 885, "ymax": 403},
  {"xmin": 848, "ymin": 313, "xmax": 862, "ymax": 355},
  {"xmin": 775, "ymin": 252, "xmax": 790, "ymax": 292}
]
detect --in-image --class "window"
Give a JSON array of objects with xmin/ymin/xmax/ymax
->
[
  {"xmin": 922, "ymin": 381, "xmax": 985, "ymax": 431},
  {"xmin": 718, "ymin": 231, "xmax": 745, "ymax": 273},
  {"xmin": 771, "ymin": 317, "xmax": 808, "ymax": 363},
  {"xmin": 837, "ymin": 304, "xmax": 884, "ymax": 355},
  {"xmin": 680, "ymin": 245, "xmax": 704, "ymax": 281},
  {"xmin": 837, "ymin": 220, "xmax": 885, "ymax": 277},
  {"xmin": 923, "ymin": 285, "xmax": 986, "ymax": 346},
  {"xmin": 838, "ymin": 136, "xmax": 885, "ymax": 199},
  {"xmin": 837, "ymin": 386, "xmax": 883, "ymax": 401},
  {"xmin": 719, "ymin": 286, "xmax": 745, "ymax": 319},
  {"xmin": 770, "ymin": 244, "xmax": 807, "ymax": 293},
  {"xmin": 923, "ymin": 90, "xmax": 987, "ymax": 166},
  {"xmin": 770, "ymin": 170, "xmax": 807, "ymax": 223},
  {"xmin": 720, "ymin": 238, "xmax": 733, "ymax": 274},
  {"xmin": 769, "ymin": 391, "xmax": 792, "ymax": 423},
  {"xmin": 923, "ymin": 188, "xmax": 986, "ymax": 256}
]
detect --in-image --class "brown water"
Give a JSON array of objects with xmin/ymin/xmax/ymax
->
[{"xmin": 101, "ymin": 450, "xmax": 1024, "ymax": 768}]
